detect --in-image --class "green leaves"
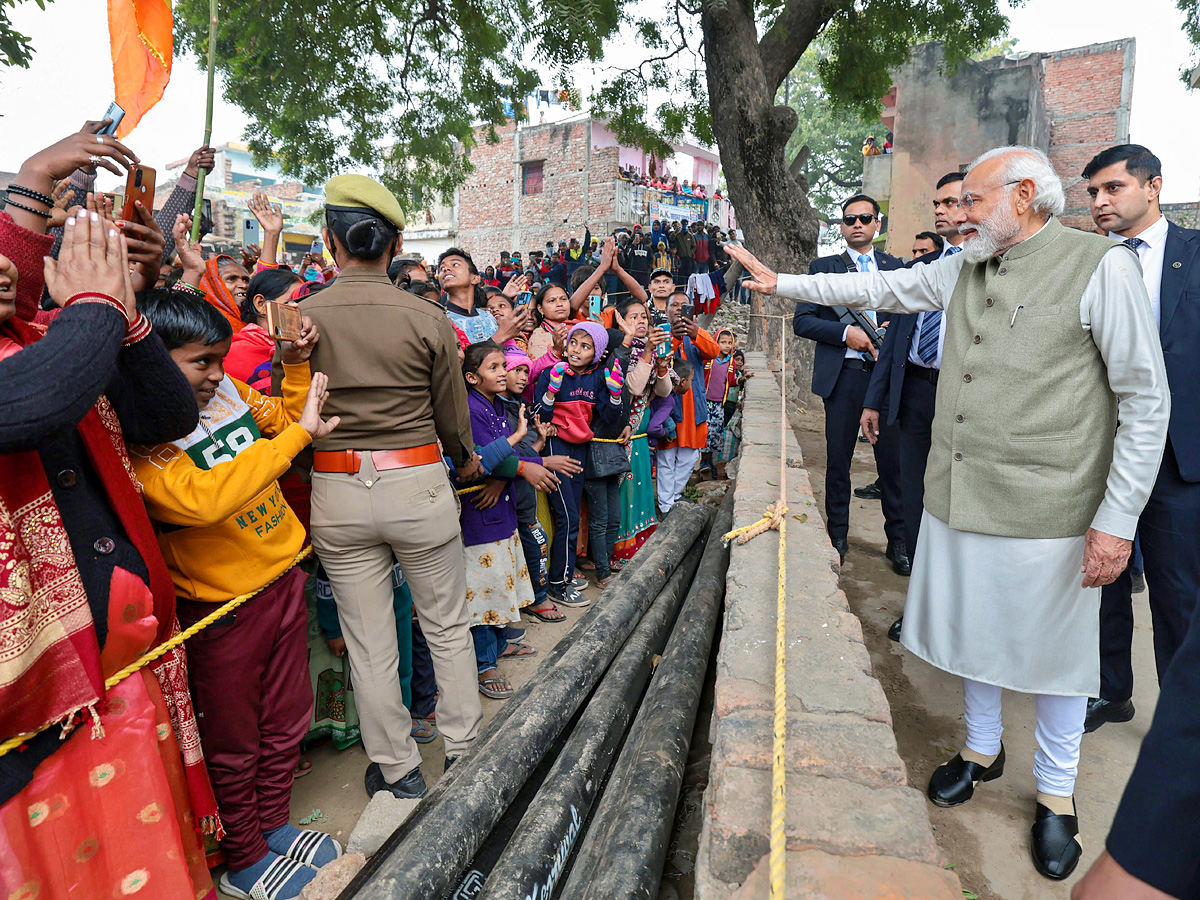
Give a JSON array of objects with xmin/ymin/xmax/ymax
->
[{"xmin": 0, "ymin": 0, "xmax": 51, "ymax": 68}]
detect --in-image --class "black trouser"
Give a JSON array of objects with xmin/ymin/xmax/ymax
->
[
  {"xmin": 823, "ymin": 362, "xmax": 904, "ymax": 547},
  {"xmin": 1099, "ymin": 440, "xmax": 1200, "ymax": 701},
  {"xmin": 679, "ymin": 257, "xmax": 694, "ymax": 280},
  {"xmin": 896, "ymin": 364, "xmax": 938, "ymax": 561}
]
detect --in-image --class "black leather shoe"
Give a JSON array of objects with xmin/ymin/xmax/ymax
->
[
  {"xmin": 1031, "ymin": 801, "xmax": 1081, "ymax": 880},
  {"xmin": 1131, "ymin": 572, "xmax": 1146, "ymax": 594},
  {"xmin": 888, "ymin": 616, "xmax": 903, "ymax": 642},
  {"xmin": 927, "ymin": 744, "xmax": 1005, "ymax": 808},
  {"xmin": 444, "ymin": 755, "xmax": 459, "ymax": 773},
  {"xmin": 885, "ymin": 542, "xmax": 912, "ymax": 576},
  {"xmin": 854, "ymin": 480, "xmax": 882, "ymax": 500},
  {"xmin": 832, "ymin": 538, "xmax": 848, "ymax": 565},
  {"xmin": 365, "ymin": 762, "xmax": 427, "ymax": 799},
  {"xmin": 1084, "ymin": 697, "xmax": 1135, "ymax": 733}
]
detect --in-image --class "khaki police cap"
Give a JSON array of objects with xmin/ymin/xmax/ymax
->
[{"xmin": 324, "ymin": 174, "xmax": 406, "ymax": 230}]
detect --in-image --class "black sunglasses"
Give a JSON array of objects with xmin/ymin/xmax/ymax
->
[{"xmin": 842, "ymin": 214, "xmax": 877, "ymax": 226}]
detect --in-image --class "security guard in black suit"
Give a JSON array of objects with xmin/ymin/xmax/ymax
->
[{"xmin": 793, "ymin": 193, "xmax": 907, "ymax": 570}]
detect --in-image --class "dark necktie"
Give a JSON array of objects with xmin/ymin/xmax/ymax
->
[{"xmin": 1123, "ymin": 236, "xmax": 1145, "ymax": 253}]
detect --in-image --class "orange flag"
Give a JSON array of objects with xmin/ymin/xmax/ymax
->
[{"xmin": 107, "ymin": 0, "xmax": 173, "ymax": 139}]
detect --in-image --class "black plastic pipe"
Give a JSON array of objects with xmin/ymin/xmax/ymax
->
[
  {"xmin": 560, "ymin": 489, "xmax": 734, "ymax": 900},
  {"xmin": 474, "ymin": 535, "xmax": 708, "ymax": 900},
  {"xmin": 340, "ymin": 502, "xmax": 711, "ymax": 900}
]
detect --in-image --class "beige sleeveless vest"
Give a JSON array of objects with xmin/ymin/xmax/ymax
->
[{"xmin": 924, "ymin": 217, "xmax": 1130, "ymax": 538}]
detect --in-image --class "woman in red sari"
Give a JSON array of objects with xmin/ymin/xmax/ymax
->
[{"xmin": 0, "ymin": 130, "xmax": 219, "ymax": 900}]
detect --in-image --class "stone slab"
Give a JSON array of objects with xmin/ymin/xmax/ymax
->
[{"xmin": 346, "ymin": 791, "xmax": 422, "ymax": 858}]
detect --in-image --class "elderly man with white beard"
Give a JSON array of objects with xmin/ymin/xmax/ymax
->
[{"xmin": 727, "ymin": 146, "xmax": 1170, "ymax": 880}]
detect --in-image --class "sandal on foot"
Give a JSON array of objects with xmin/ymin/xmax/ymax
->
[
  {"xmin": 411, "ymin": 716, "xmax": 438, "ymax": 744},
  {"xmin": 525, "ymin": 602, "xmax": 566, "ymax": 623},
  {"xmin": 265, "ymin": 823, "xmax": 342, "ymax": 868},
  {"xmin": 220, "ymin": 852, "xmax": 316, "ymax": 900},
  {"xmin": 500, "ymin": 644, "xmax": 538, "ymax": 660},
  {"xmin": 478, "ymin": 673, "xmax": 514, "ymax": 699},
  {"xmin": 577, "ymin": 559, "xmax": 597, "ymax": 571},
  {"xmin": 293, "ymin": 755, "xmax": 313, "ymax": 778}
]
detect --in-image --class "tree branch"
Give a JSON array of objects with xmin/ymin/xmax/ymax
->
[{"xmin": 759, "ymin": 0, "xmax": 834, "ymax": 94}]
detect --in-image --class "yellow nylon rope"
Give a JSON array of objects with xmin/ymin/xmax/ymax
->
[
  {"xmin": 0, "ymin": 544, "xmax": 315, "ymax": 759},
  {"xmin": 720, "ymin": 313, "xmax": 789, "ymax": 897}
]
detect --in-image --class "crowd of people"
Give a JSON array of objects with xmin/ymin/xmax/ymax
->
[
  {"xmin": 464, "ymin": 218, "xmax": 744, "ymax": 302},
  {"xmin": 0, "ymin": 122, "xmax": 751, "ymax": 900},
  {"xmin": 729, "ymin": 141, "xmax": 1197, "ymax": 899},
  {"xmin": 616, "ymin": 166, "xmax": 724, "ymax": 199}
]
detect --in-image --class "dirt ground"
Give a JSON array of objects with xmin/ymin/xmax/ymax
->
[
  {"xmin": 214, "ymin": 580, "xmax": 604, "ymax": 899},
  {"xmin": 787, "ymin": 396, "xmax": 1160, "ymax": 900}
]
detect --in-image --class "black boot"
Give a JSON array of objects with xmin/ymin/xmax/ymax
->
[{"xmin": 885, "ymin": 541, "xmax": 911, "ymax": 576}]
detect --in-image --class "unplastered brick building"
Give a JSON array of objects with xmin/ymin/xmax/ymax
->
[
  {"xmin": 864, "ymin": 38, "xmax": 1136, "ymax": 254},
  {"xmin": 456, "ymin": 117, "xmax": 729, "ymax": 265}
]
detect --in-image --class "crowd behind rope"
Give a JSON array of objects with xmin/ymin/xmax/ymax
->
[
  {"xmin": 0, "ymin": 123, "xmax": 750, "ymax": 900},
  {"xmin": 4, "ymin": 119, "xmax": 1194, "ymax": 900}
]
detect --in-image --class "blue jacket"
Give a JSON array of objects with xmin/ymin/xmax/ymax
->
[
  {"xmin": 793, "ymin": 250, "xmax": 904, "ymax": 398},
  {"xmin": 863, "ymin": 251, "xmax": 938, "ymax": 421},
  {"xmin": 673, "ymin": 332, "xmax": 717, "ymax": 425}
]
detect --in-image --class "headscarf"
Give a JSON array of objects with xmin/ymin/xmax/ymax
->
[{"xmin": 198, "ymin": 255, "xmax": 245, "ymax": 334}]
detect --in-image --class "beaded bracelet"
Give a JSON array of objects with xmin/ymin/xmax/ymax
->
[
  {"xmin": 3, "ymin": 198, "xmax": 52, "ymax": 219},
  {"xmin": 171, "ymin": 282, "xmax": 205, "ymax": 299},
  {"xmin": 6, "ymin": 183, "xmax": 55, "ymax": 208}
]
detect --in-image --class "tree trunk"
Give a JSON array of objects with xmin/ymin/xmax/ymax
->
[{"xmin": 700, "ymin": 0, "xmax": 821, "ymax": 396}]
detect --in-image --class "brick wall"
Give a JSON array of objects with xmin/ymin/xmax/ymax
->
[
  {"xmin": 458, "ymin": 120, "xmax": 623, "ymax": 265},
  {"xmin": 1042, "ymin": 40, "xmax": 1135, "ymax": 231}
]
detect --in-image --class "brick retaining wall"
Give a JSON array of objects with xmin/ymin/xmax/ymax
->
[{"xmin": 693, "ymin": 352, "xmax": 961, "ymax": 899}]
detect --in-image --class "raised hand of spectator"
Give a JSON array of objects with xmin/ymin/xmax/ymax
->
[
  {"xmin": 546, "ymin": 361, "xmax": 567, "ymax": 395},
  {"xmin": 249, "ymin": 193, "xmax": 284, "ymax": 234},
  {"xmin": 184, "ymin": 144, "xmax": 216, "ymax": 178},
  {"xmin": 27, "ymin": 127, "xmax": 138, "ymax": 182},
  {"xmin": 502, "ymin": 272, "xmax": 529, "ymax": 299},
  {"xmin": 604, "ymin": 358, "xmax": 624, "ymax": 399},
  {"xmin": 240, "ymin": 244, "xmax": 261, "ymax": 271},
  {"xmin": 281, "ymin": 316, "xmax": 320, "ymax": 365},
  {"xmin": 298, "ymin": 372, "xmax": 341, "ymax": 439},
  {"xmin": 551, "ymin": 322, "xmax": 570, "ymax": 355},
  {"xmin": 48, "ymin": 179, "xmax": 76, "ymax": 229},
  {"xmin": 118, "ymin": 200, "xmax": 167, "ymax": 293},
  {"xmin": 534, "ymin": 414, "xmax": 556, "ymax": 441},
  {"xmin": 599, "ymin": 236, "xmax": 617, "ymax": 271},
  {"xmin": 43, "ymin": 211, "xmax": 135, "ymax": 319},
  {"xmin": 493, "ymin": 305, "xmax": 531, "ymax": 345},
  {"xmin": 171, "ymin": 214, "xmax": 205, "ymax": 287}
]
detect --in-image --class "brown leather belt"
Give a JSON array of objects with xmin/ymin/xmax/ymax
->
[{"xmin": 312, "ymin": 443, "xmax": 441, "ymax": 475}]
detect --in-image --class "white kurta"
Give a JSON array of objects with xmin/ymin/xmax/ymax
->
[{"xmin": 777, "ymin": 233, "xmax": 1170, "ymax": 695}]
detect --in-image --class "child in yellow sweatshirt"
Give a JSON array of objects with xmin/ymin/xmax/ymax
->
[{"xmin": 131, "ymin": 292, "xmax": 340, "ymax": 900}]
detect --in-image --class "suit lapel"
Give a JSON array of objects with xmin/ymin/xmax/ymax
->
[{"xmin": 1160, "ymin": 223, "xmax": 1198, "ymax": 335}]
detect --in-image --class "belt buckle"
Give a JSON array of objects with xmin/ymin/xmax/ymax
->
[{"xmin": 345, "ymin": 449, "xmax": 361, "ymax": 475}]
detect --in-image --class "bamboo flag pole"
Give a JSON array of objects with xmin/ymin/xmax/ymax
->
[{"xmin": 190, "ymin": 0, "xmax": 218, "ymax": 242}]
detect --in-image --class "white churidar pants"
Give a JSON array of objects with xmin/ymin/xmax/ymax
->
[{"xmin": 961, "ymin": 677, "xmax": 1088, "ymax": 797}]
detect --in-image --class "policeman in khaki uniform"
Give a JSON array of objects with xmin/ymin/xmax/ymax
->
[{"xmin": 304, "ymin": 175, "xmax": 484, "ymax": 798}]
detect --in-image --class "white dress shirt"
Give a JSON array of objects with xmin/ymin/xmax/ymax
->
[
  {"xmin": 905, "ymin": 242, "xmax": 963, "ymax": 368},
  {"xmin": 1110, "ymin": 214, "xmax": 1167, "ymax": 328},
  {"xmin": 841, "ymin": 246, "xmax": 879, "ymax": 359}
]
